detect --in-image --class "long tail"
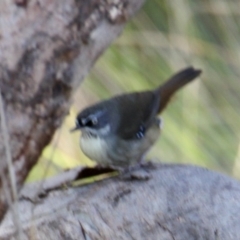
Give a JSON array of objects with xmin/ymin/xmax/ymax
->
[{"xmin": 157, "ymin": 66, "xmax": 202, "ymax": 113}]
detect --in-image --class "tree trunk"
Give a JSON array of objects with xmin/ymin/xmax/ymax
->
[
  {"xmin": 0, "ymin": 164, "xmax": 240, "ymax": 240},
  {"xmin": 0, "ymin": 0, "xmax": 145, "ymax": 222}
]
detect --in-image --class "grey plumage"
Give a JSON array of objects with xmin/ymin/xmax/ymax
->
[{"xmin": 72, "ymin": 67, "xmax": 202, "ymax": 169}]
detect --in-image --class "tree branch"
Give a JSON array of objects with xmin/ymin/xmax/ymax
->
[
  {"xmin": 0, "ymin": 164, "xmax": 239, "ymax": 239},
  {"xmin": 0, "ymin": 0, "xmax": 145, "ymax": 221}
]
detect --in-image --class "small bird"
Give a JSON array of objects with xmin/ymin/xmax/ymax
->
[{"xmin": 71, "ymin": 67, "xmax": 201, "ymax": 171}]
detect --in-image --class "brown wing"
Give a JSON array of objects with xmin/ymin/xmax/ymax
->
[
  {"xmin": 111, "ymin": 67, "xmax": 201, "ymax": 140},
  {"xmin": 114, "ymin": 90, "xmax": 160, "ymax": 140}
]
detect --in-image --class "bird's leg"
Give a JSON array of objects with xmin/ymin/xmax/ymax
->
[
  {"xmin": 119, "ymin": 117, "xmax": 163, "ymax": 180},
  {"xmin": 138, "ymin": 117, "xmax": 163, "ymax": 169},
  {"xmin": 118, "ymin": 161, "xmax": 152, "ymax": 181}
]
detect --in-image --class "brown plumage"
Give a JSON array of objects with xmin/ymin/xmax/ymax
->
[{"xmin": 72, "ymin": 67, "xmax": 202, "ymax": 169}]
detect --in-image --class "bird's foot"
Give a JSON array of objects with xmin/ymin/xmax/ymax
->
[
  {"xmin": 139, "ymin": 160, "xmax": 158, "ymax": 169},
  {"xmin": 119, "ymin": 164, "xmax": 152, "ymax": 181},
  {"xmin": 124, "ymin": 169, "xmax": 151, "ymax": 180}
]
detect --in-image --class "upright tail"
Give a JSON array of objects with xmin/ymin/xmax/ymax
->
[{"xmin": 157, "ymin": 66, "xmax": 202, "ymax": 113}]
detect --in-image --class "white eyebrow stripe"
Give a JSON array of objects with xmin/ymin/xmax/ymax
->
[
  {"xmin": 88, "ymin": 111, "xmax": 105, "ymax": 120},
  {"xmin": 81, "ymin": 110, "xmax": 106, "ymax": 126}
]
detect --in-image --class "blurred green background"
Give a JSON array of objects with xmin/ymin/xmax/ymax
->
[{"xmin": 27, "ymin": 0, "xmax": 240, "ymax": 181}]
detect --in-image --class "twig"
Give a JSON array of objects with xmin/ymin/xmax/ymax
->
[{"xmin": 0, "ymin": 91, "xmax": 23, "ymax": 239}]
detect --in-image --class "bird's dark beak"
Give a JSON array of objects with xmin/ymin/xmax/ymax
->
[{"xmin": 70, "ymin": 126, "xmax": 80, "ymax": 133}]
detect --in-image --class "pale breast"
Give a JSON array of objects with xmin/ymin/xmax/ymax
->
[
  {"xmin": 79, "ymin": 118, "xmax": 161, "ymax": 168},
  {"xmin": 80, "ymin": 135, "xmax": 111, "ymax": 166}
]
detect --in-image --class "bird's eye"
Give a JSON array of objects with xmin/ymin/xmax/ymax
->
[{"xmin": 85, "ymin": 117, "xmax": 98, "ymax": 127}]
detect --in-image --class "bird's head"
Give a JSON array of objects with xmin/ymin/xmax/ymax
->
[{"xmin": 71, "ymin": 105, "xmax": 111, "ymax": 137}]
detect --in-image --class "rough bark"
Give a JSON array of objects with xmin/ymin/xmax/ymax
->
[
  {"xmin": 0, "ymin": 0, "xmax": 145, "ymax": 221},
  {"xmin": 0, "ymin": 164, "xmax": 239, "ymax": 240}
]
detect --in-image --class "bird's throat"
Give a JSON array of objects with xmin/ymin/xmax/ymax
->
[{"xmin": 80, "ymin": 134, "xmax": 110, "ymax": 165}]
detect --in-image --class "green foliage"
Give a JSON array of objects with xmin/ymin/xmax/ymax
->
[{"xmin": 27, "ymin": 0, "xmax": 240, "ymax": 182}]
